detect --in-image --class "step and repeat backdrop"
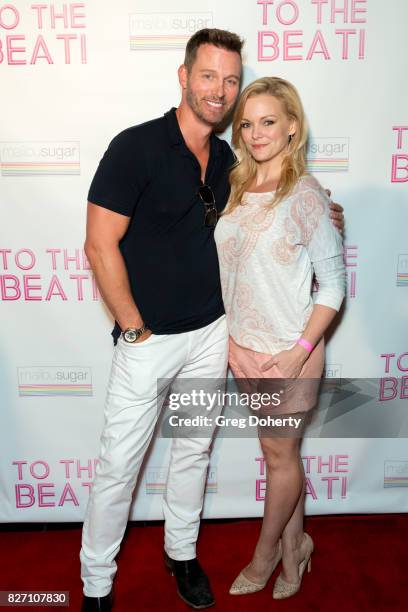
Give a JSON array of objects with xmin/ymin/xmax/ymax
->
[{"xmin": 1, "ymin": 0, "xmax": 407, "ymax": 521}]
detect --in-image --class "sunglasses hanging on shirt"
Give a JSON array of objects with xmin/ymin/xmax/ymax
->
[{"xmin": 198, "ymin": 184, "xmax": 218, "ymax": 228}]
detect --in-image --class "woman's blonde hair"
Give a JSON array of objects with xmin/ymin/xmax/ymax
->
[{"xmin": 226, "ymin": 76, "xmax": 308, "ymax": 213}]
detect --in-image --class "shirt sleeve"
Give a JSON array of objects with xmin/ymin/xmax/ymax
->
[
  {"xmin": 87, "ymin": 129, "xmax": 148, "ymax": 217},
  {"xmin": 296, "ymin": 180, "xmax": 345, "ymax": 311},
  {"xmin": 313, "ymin": 255, "xmax": 346, "ymax": 311}
]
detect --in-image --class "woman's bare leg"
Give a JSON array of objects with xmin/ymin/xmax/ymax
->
[
  {"xmin": 279, "ymin": 456, "xmax": 307, "ymax": 582},
  {"xmin": 243, "ymin": 436, "xmax": 304, "ymax": 583}
]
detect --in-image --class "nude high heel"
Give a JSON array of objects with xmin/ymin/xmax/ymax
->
[
  {"xmin": 229, "ymin": 540, "xmax": 282, "ymax": 595},
  {"xmin": 272, "ymin": 532, "xmax": 313, "ymax": 599}
]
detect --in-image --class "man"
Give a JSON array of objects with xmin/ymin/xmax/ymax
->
[{"xmin": 80, "ymin": 28, "xmax": 343, "ymax": 611}]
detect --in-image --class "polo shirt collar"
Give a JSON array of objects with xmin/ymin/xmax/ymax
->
[{"xmin": 164, "ymin": 107, "xmax": 222, "ymax": 157}]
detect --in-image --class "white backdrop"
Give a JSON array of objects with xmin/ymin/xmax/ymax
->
[{"xmin": 1, "ymin": 0, "xmax": 407, "ymax": 521}]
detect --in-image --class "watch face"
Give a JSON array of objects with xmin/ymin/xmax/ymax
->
[{"xmin": 124, "ymin": 329, "xmax": 138, "ymax": 343}]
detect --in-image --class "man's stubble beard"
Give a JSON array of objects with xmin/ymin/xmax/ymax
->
[{"xmin": 186, "ymin": 83, "xmax": 231, "ymax": 128}]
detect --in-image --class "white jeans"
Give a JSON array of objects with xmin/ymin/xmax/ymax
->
[{"xmin": 80, "ymin": 315, "xmax": 228, "ymax": 597}]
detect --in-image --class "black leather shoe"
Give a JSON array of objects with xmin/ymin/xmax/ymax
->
[
  {"xmin": 164, "ymin": 551, "xmax": 215, "ymax": 609},
  {"xmin": 81, "ymin": 593, "xmax": 112, "ymax": 611}
]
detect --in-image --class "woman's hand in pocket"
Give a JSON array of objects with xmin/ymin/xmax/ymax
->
[{"xmin": 261, "ymin": 344, "xmax": 309, "ymax": 378}]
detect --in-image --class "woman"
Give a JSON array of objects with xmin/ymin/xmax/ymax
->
[{"xmin": 214, "ymin": 77, "xmax": 345, "ymax": 599}]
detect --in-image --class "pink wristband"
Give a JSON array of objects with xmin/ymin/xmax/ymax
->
[{"xmin": 297, "ymin": 338, "xmax": 314, "ymax": 353}]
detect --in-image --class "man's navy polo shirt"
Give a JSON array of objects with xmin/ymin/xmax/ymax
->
[{"xmin": 88, "ymin": 107, "xmax": 234, "ymax": 342}]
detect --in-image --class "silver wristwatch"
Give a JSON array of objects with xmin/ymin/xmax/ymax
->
[{"xmin": 122, "ymin": 325, "xmax": 146, "ymax": 343}]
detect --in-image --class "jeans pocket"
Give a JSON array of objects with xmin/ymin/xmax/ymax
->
[{"xmin": 118, "ymin": 333, "xmax": 156, "ymax": 349}]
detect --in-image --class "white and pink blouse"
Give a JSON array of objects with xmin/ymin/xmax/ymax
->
[{"xmin": 214, "ymin": 174, "xmax": 345, "ymax": 354}]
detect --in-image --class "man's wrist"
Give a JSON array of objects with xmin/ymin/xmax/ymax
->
[{"xmin": 119, "ymin": 320, "xmax": 144, "ymax": 332}]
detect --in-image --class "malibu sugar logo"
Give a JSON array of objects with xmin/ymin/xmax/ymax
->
[
  {"xmin": 0, "ymin": 141, "xmax": 80, "ymax": 176},
  {"xmin": 322, "ymin": 363, "xmax": 342, "ymax": 391},
  {"xmin": 18, "ymin": 366, "xmax": 92, "ymax": 397},
  {"xmin": 397, "ymin": 254, "xmax": 408, "ymax": 287},
  {"xmin": 129, "ymin": 12, "xmax": 213, "ymax": 50},
  {"xmin": 384, "ymin": 460, "xmax": 408, "ymax": 488},
  {"xmin": 307, "ymin": 137, "xmax": 349, "ymax": 172}
]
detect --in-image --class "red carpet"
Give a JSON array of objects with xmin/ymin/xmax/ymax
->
[{"xmin": 1, "ymin": 515, "xmax": 406, "ymax": 611}]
